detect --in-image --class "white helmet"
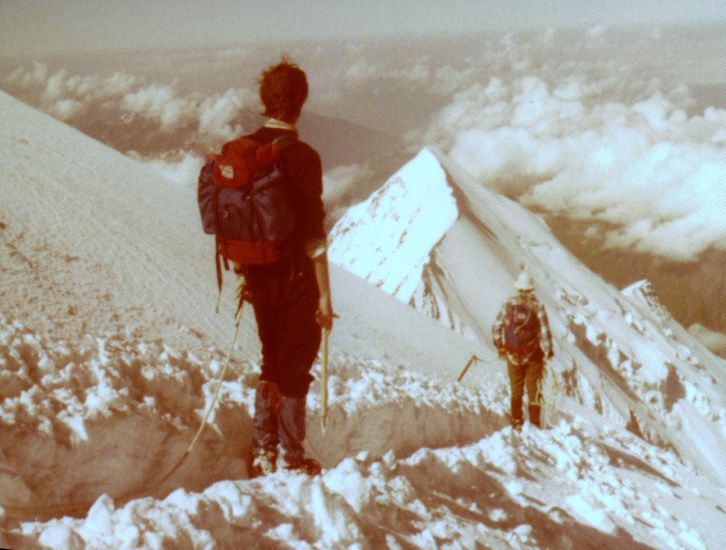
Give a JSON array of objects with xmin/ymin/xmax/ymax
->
[{"xmin": 514, "ymin": 271, "xmax": 535, "ymax": 291}]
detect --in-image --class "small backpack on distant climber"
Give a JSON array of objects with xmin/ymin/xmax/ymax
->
[
  {"xmin": 502, "ymin": 302, "xmax": 541, "ymax": 359},
  {"xmin": 198, "ymin": 135, "xmax": 297, "ymax": 292}
]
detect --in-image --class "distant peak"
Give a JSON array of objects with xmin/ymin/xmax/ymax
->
[{"xmin": 329, "ymin": 146, "xmax": 458, "ymax": 303}]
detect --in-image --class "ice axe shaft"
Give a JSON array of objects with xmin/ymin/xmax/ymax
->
[
  {"xmin": 456, "ymin": 354, "xmax": 479, "ymax": 383},
  {"xmin": 320, "ymin": 327, "xmax": 329, "ymax": 432}
]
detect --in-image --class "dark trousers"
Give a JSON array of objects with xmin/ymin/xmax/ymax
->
[
  {"xmin": 507, "ymin": 357, "xmax": 544, "ymax": 428},
  {"xmin": 245, "ymin": 258, "xmax": 321, "ymax": 399},
  {"xmin": 245, "ymin": 258, "xmax": 321, "ymax": 459}
]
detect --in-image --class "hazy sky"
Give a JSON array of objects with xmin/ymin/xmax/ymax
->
[{"xmin": 2, "ymin": 0, "xmax": 725, "ymax": 58}]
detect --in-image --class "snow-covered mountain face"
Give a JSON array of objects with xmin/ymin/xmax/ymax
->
[
  {"xmin": 328, "ymin": 149, "xmax": 458, "ymax": 304},
  {"xmin": 329, "ymin": 146, "xmax": 726, "ymax": 488}
]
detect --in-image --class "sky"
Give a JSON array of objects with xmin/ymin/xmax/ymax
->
[{"xmin": 2, "ymin": 0, "xmax": 726, "ymax": 57}]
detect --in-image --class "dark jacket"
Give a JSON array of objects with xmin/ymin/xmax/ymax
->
[{"xmin": 247, "ymin": 126, "xmax": 326, "ymax": 249}]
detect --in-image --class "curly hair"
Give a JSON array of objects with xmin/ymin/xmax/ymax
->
[{"xmin": 259, "ymin": 56, "xmax": 308, "ymax": 122}]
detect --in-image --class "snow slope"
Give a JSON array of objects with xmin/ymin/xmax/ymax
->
[
  {"xmin": 2, "ymin": 318, "xmax": 725, "ymax": 549},
  {"xmin": 2, "ymin": 91, "xmax": 726, "ymax": 548},
  {"xmin": 0, "ymin": 90, "xmax": 481, "ymax": 379}
]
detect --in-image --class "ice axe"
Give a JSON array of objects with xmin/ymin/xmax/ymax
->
[
  {"xmin": 457, "ymin": 354, "xmax": 481, "ymax": 382},
  {"xmin": 320, "ymin": 327, "xmax": 330, "ymax": 432}
]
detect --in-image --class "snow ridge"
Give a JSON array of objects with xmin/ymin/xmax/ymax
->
[
  {"xmin": 0, "ymin": 320, "xmax": 726, "ymax": 549},
  {"xmin": 328, "ymin": 148, "xmax": 458, "ymax": 303},
  {"xmin": 329, "ymin": 144, "xmax": 726, "ymax": 489}
]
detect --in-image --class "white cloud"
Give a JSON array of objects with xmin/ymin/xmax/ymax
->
[
  {"xmin": 316, "ymin": 48, "xmax": 483, "ymax": 103},
  {"xmin": 5, "ymin": 38, "xmax": 723, "ymax": 263},
  {"xmin": 712, "ymin": 128, "xmax": 726, "ymax": 145},
  {"xmin": 49, "ymin": 98, "xmax": 83, "ymax": 120},
  {"xmin": 6, "ymin": 61, "xmax": 47, "ymax": 87},
  {"xmin": 10, "ymin": 64, "xmax": 141, "ymax": 107},
  {"xmin": 121, "ymin": 84, "xmax": 197, "ymax": 132},
  {"xmin": 198, "ymin": 88, "xmax": 257, "ymax": 141},
  {"xmin": 525, "ymin": 139, "xmax": 726, "ymax": 260},
  {"xmin": 391, "ymin": 63, "xmax": 431, "ymax": 85},
  {"xmin": 97, "ymin": 72, "xmax": 140, "ymax": 97},
  {"xmin": 42, "ymin": 69, "xmax": 69, "ymax": 103},
  {"xmin": 138, "ymin": 152, "xmax": 204, "ymax": 188},
  {"xmin": 426, "ymin": 75, "xmax": 726, "ymax": 262},
  {"xmin": 430, "ymin": 64, "xmax": 479, "ymax": 96},
  {"xmin": 323, "ymin": 163, "xmax": 374, "ymax": 224},
  {"xmin": 344, "ymin": 60, "xmax": 380, "ymax": 87},
  {"xmin": 4, "ymin": 62, "xmax": 260, "ymax": 141},
  {"xmin": 325, "ymin": 164, "xmax": 374, "ymax": 200}
]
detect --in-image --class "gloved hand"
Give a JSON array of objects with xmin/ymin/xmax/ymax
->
[
  {"xmin": 236, "ymin": 274, "xmax": 252, "ymax": 304},
  {"xmin": 315, "ymin": 294, "xmax": 337, "ymax": 330}
]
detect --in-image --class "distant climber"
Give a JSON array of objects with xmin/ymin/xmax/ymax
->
[
  {"xmin": 198, "ymin": 57, "xmax": 334, "ymax": 476},
  {"xmin": 492, "ymin": 271, "xmax": 553, "ymax": 430}
]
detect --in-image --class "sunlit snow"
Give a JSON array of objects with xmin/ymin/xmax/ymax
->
[{"xmin": 1, "ymin": 85, "xmax": 726, "ymax": 550}]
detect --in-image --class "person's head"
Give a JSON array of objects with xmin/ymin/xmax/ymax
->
[
  {"xmin": 514, "ymin": 271, "xmax": 535, "ymax": 293},
  {"xmin": 259, "ymin": 57, "xmax": 308, "ymax": 123}
]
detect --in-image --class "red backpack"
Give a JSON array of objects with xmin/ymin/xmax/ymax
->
[{"xmin": 198, "ymin": 135, "xmax": 297, "ymax": 299}]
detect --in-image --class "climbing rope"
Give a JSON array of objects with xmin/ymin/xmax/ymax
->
[{"xmin": 142, "ymin": 305, "xmax": 244, "ymax": 491}]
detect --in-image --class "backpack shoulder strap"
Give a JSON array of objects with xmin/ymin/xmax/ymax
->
[
  {"xmin": 269, "ymin": 134, "xmax": 298, "ymax": 184},
  {"xmin": 271, "ymin": 133, "xmax": 298, "ymax": 151}
]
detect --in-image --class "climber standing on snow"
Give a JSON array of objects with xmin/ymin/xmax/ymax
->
[
  {"xmin": 198, "ymin": 57, "xmax": 333, "ymax": 477},
  {"xmin": 492, "ymin": 271, "xmax": 553, "ymax": 430},
  {"xmin": 241, "ymin": 59, "xmax": 333, "ymax": 476}
]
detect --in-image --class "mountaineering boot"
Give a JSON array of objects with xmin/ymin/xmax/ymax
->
[
  {"xmin": 510, "ymin": 401, "xmax": 525, "ymax": 431},
  {"xmin": 510, "ymin": 398, "xmax": 524, "ymax": 431},
  {"xmin": 249, "ymin": 447, "xmax": 278, "ymax": 478},
  {"xmin": 279, "ymin": 395, "xmax": 321, "ymax": 476},
  {"xmin": 285, "ymin": 455, "xmax": 322, "ymax": 476},
  {"xmin": 249, "ymin": 380, "xmax": 282, "ymax": 478},
  {"xmin": 528, "ymin": 404, "xmax": 541, "ymax": 428}
]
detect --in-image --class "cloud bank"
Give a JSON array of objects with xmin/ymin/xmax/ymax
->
[
  {"xmin": 323, "ymin": 163, "xmax": 375, "ymax": 226},
  {"xmin": 4, "ymin": 28, "xmax": 725, "ymax": 263},
  {"xmin": 6, "ymin": 62, "xmax": 259, "ymax": 144},
  {"xmin": 422, "ymin": 74, "xmax": 726, "ymax": 262},
  {"xmin": 134, "ymin": 152, "xmax": 205, "ymax": 188}
]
